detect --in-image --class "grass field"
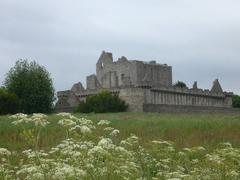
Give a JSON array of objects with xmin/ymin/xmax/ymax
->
[
  {"xmin": 1, "ymin": 112, "xmax": 240, "ymax": 151},
  {"xmin": 1, "ymin": 112, "xmax": 240, "ymax": 179}
]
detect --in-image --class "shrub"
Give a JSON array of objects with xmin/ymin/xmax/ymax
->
[
  {"xmin": 233, "ymin": 95, "xmax": 240, "ymax": 108},
  {"xmin": 4, "ymin": 60, "xmax": 55, "ymax": 114},
  {"xmin": 0, "ymin": 88, "xmax": 20, "ymax": 115},
  {"xmin": 76, "ymin": 91, "xmax": 128, "ymax": 113}
]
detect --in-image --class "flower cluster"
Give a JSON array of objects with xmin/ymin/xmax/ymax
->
[
  {"xmin": 11, "ymin": 113, "xmax": 49, "ymax": 127},
  {"xmin": 0, "ymin": 113, "xmax": 239, "ymax": 179}
]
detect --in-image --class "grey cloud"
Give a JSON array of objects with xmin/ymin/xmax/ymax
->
[{"xmin": 0, "ymin": 0, "xmax": 239, "ymax": 95}]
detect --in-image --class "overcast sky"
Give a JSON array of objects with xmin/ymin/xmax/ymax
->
[{"xmin": 0, "ymin": 0, "xmax": 239, "ymax": 94}]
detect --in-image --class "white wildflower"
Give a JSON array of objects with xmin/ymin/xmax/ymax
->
[
  {"xmin": 88, "ymin": 146, "xmax": 106, "ymax": 156},
  {"xmin": 152, "ymin": 140, "xmax": 172, "ymax": 146},
  {"xmin": 97, "ymin": 120, "xmax": 110, "ymax": 126},
  {"xmin": 58, "ymin": 119, "xmax": 76, "ymax": 128},
  {"xmin": 12, "ymin": 117, "xmax": 32, "ymax": 125},
  {"xmin": 195, "ymin": 146, "xmax": 206, "ymax": 152},
  {"xmin": 228, "ymin": 170, "xmax": 239, "ymax": 177},
  {"xmin": 10, "ymin": 113, "xmax": 28, "ymax": 119},
  {"xmin": 110, "ymin": 129, "xmax": 120, "ymax": 137},
  {"xmin": 32, "ymin": 113, "xmax": 47, "ymax": 119},
  {"xmin": 219, "ymin": 142, "xmax": 232, "ymax": 148},
  {"xmin": 205, "ymin": 154, "xmax": 224, "ymax": 164},
  {"xmin": 32, "ymin": 114, "xmax": 49, "ymax": 127},
  {"xmin": 104, "ymin": 127, "xmax": 114, "ymax": 131},
  {"xmin": 192, "ymin": 159, "xmax": 199, "ymax": 164},
  {"xmin": 0, "ymin": 148, "xmax": 11, "ymax": 156},
  {"xmin": 57, "ymin": 112, "xmax": 72, "ymax": 117},
  {"xmin": 183, "ymin": 148, "xmax": 192, "ymax": 153},
  {"xmin": 98, "ymin": 138, "xmax": 114, "ymax": 149},
  {"xmin": 80, "ymin": 125, "xmax": 92, "ymax": 134},
  {"xmin": 178, "ymin": 152, "xmax": 186, "ymax": 157}
]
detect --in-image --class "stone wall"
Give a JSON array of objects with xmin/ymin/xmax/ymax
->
[
  {"xmin": 148, "ymin": 89, "xmax": 229, "ymax": 107},
  {"xmin": 86, "ymin": 75, "xmax": 101, "ymax": 90},
  {"xmin": 134, "ymin": 61, "xmax": 172, "ymax": 87},
  {"xmin": 143, "ymin": 104, "xmax": 240, "ymax": 113},
  {"xmin": 119, "ymin": 88, "xmax": 146, "ymax": 112},
  {"xmin": 56, "ymin": 86, "xmax": 233, "ymax": 113},
  {"xmin": 55, "ymin": 90, "xmax": 80, "ymax": 112}
]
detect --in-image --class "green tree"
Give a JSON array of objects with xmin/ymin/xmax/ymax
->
[
  {"xmin": 0, "ymin": 88, "xmax": 20, "ymax": 115},
  {"xmin": 232, "ymin": 95, "xmax": 240, "ymax": 108},
  {"xmin": 173, "ymin": 81, "xmax": 187, "ymax": 88},
  {"xmin": 76, "ymin": 91, "xmax": 128, "ymax": 113},
  {"xmin": 4, "ymin": 60, "xmax": 55, "ymax": 113}
]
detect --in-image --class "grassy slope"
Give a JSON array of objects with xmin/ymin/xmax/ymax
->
[{"xmin": 0, "ymin": 112, "xmax": 240, "ymax": 151}]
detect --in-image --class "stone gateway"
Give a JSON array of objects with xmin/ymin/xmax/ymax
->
[{"xmin": 56, "ymin": 51, "xmax": 234, "ymax": 113}]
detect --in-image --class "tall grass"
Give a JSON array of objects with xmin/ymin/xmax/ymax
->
[
  {"xmin": 0, "ymin": 113, "xmax": 240, "ymax": 179},
  {"xmin": 0, "ymin": 112, "xmax": 240, "ymax": 151}
]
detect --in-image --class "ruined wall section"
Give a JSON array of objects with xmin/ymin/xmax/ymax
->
[
  {"xmin": 87, "ymin": 75, "xmax": 102, "ymax": 90},
  {"xmin": 96, "ymin": 51, "xmax": 172, "ymax": 89},
  {"xmin": 134, "ymin": 61, "xmax": 172, "ymax": 87},
  {"xmin": 56, "ymin": 90, "xmax": 80, "ymax": 112},
  {"xmin": 96, "ymin": 51, "xmax": 113, "ymax": 84},
  {"xmin": 114, "ymin": 58, "xmax": 137, "ymax": 87},
  {"xmin": 96, "ymin": 53, "xmax": 137, "ymax": 88}
]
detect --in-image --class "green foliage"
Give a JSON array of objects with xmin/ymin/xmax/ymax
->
[
  {"xmin": 4, "ymin": 60, "xmax": 55, "ymax": 114},
  {"xmin": 0, "ymin": 88, "xmax": 20, "ymax": 115},
  {"xmin": 1, "ymin": 113, "xmax": 240, "ymax": 179},
  {"xmin": 76, "ymin": 91, "xmax": 128, "ymax": 113},
  {"xmin": 232, "ymin": 95, "xmax": 240, "ymax": 108},
  {"xmin": 1, "ymin": 113, "xmax": 240, "ymax": 151},
  {"xmin": 173, "ymin": 81, "xmax": 187, "ymax": 88}
]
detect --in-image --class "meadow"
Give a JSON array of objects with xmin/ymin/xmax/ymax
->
[
  {"xmin": 0, "ymin": 112, "xmax": 240, "ymax": 179},
  {"xmin": 1, "ymin": 112, "xmax": 240, "ymax": 151}
]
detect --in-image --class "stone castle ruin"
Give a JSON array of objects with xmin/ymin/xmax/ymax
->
[{"xmin": 56, "ymin": 51, "xmax": 235, "ymax": 113}]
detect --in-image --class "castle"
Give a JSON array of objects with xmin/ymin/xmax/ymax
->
[{"xmin": 56, "ymin": 51, "xmax": 234, "ymax": 113}]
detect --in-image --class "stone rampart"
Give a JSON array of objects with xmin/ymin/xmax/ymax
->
[
  {"xmin": 143, "ymin": 104, "xmax": 240, "ymax": 113},
  {"xmin": 147, "ymin": 88, "xmax": 232, "ymax": 108}
]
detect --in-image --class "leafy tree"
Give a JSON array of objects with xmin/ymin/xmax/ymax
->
[
  {"xmin": 0, "ymin": 88, "xmax": 20, "ymax": 115},
  {"xmin": 232, "ymin": 95, "xmax": 240, "ymax": 108},
  {"xmin": 76, "ymin": 91, "xmax": 128, "ymax": 113},
  {"xmin": 173, "ymin": 81, "xmax": 187, "ymax": 88},
  {"xmin": 4, "ymin": 60, "xmax": 55, "ymax": 113}
]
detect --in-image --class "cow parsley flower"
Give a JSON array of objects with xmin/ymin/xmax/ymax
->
[
  {"xmin": 97, "ymin": 120, "xmax": 110, "ymax": 126},
  {"xmin": 88, "ymin": 146, "xmax": 106, "ymax": 156},
  {"xmin": 80, "ymin": 125, "xmax": 92, "ymax": 134},
  {"xmin": 12, "ymin": 116, "xmax": 32, "ymax": 125},
  {"xmin": 98, "ymin": 138, "xmax": 114, "ymax": 149},
  {"xmin": 10, "ymin": 113, "xmax": 28, "ymax": 119},
  {"xmin": 104, "ymin": 127, "xmax": 114, "ymax": 131},
  {"xmin": 58, "ymin": 119, "xmax": 76, "ymax": 128},
  {"xmin": 110, "ymin": 129, "xmax": 120, "ymax": 137},
  {"xmin": 57, "ymin": 112, "xmax": 72, "ymax": 117},
  {"xmin": 152, "ymin": 140, "xmax": 172, "ymax": 146},
  {"xmin": 0, "ymin": 148, "xmax": 11, "ymax": 156},
  {"xmin": 32, "ymin": 114, "xmax": 49, "ymax": 127}
]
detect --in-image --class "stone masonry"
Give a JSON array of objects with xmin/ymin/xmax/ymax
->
[{"xmin": 55, "ymin": 51, "xmax": 234, "ymax": 112}]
